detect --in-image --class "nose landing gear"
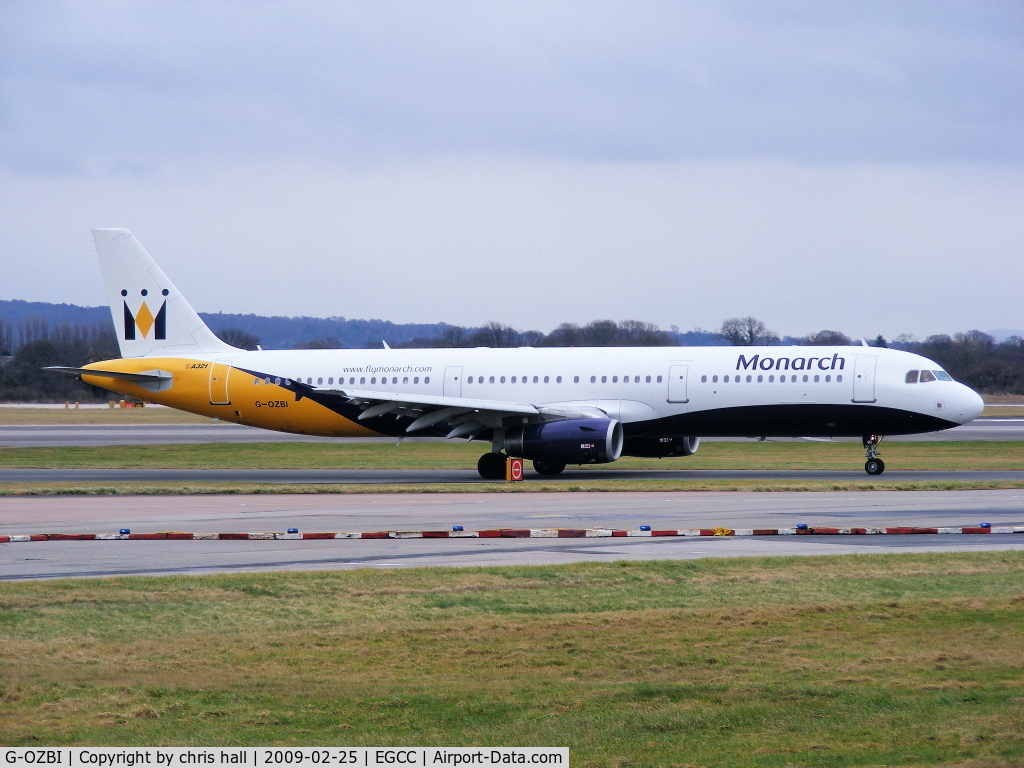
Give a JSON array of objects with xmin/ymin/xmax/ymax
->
[{"xmin": 863, "ymin": 435, "xmax": 885, "ymax": 475}]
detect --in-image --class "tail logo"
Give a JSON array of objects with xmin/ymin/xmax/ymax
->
[{"xmin": 122, "ymin": 289, "xmax": 168, "ymax": 341}]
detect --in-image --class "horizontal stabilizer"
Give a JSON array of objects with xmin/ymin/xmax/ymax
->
[{"xmin": 44, "ymin": 366, "xmax": 172, "ymax": 383}]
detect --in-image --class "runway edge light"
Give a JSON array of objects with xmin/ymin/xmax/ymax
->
[
  {"xmin": 119, "ymin": 528, "xmax": 130, "ymax": 535},
  {"xmin": 452, "ymin": 526, "xmax": 464, "ymax": 531},
  {"xmin": 287, "ymin": 528, "xmax": 299, "ymax": 534}
]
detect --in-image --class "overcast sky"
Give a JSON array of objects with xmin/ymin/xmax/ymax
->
[{"xmin": 2, "ymin": 1, "xmax": 1022, "ymax": 339}]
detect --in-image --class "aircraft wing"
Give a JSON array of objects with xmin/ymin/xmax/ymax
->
[{"xmin": 317, "ymin": 387, "xmax": 609, "ymax": 439}]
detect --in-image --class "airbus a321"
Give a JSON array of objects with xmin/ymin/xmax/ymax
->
[{"xmin": 51, "ymin": 229, "xmax": 985, "ymax": 479}]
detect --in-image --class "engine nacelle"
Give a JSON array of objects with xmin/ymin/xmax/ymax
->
[
  {"xmin": 505, "ymin": 418, "xmax": 624, "ymax": 464},
  {"xmin": 622, "ymin": 435, "xmax": 700, "ymax": 458}
]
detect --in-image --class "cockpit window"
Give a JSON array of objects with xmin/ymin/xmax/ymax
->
[
  {"xmin": 919, "ymin": 370, "xmax": 937, "ymax": 383},
  {"xmin": 905, "ymin": 370, "xmax": 919, "ymax": 384},
  {"xmin": 933, "ymin": 370, "xmax": 953, "ymax": 381}
]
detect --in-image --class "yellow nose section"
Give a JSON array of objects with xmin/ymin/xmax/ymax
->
[{"xmin": 134, "ymin": 302, "xmax": 155, "ymax": 337}]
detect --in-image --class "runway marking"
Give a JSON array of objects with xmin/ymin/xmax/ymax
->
[{"xmin": 4, "ymin": 524, "xmax": 1023, "ymax": 544}]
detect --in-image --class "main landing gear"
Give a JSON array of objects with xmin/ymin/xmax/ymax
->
[
  {"xmin": 476, "ymin": 453, "xmax": 567, "ymax": 479},
  {"xmin": 477, "ymin": 452, "xmax": 507, "ymax": 480},
  {"xmin": 533, "ymin": 459, "xmax": 566, "ymax": 476},
  {"xmin": 863, "ymin": 434, "xmax": 885, "ymax": 475}
]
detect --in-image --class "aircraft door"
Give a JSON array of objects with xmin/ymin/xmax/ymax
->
[
  {"xmin": 444, "ymin": 366, "xmax": 463, "ymax": 398},
  {"xmin": 852, "ymin": 356, "xmax": 877, "ymax": 403},
  {"xmin": 209, "ymin": 360, "xmax": 232, "ymax": 405},
  {"xmin": 667, "ymin": 365, "xmax": 689, "ymax": 403}
]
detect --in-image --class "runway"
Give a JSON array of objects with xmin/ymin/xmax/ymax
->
[
  {"xmin": 1, "ymin": 418, "xmax": 1022, "ymax": 447},
  {"xmin": 2, "ymin": 490, "xmax": 1022, "ymax": 579},
  {"xmin": 4, "ymin": 467, "xmax": 1024, "ymax": 484}
]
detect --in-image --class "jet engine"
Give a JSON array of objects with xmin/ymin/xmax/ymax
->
[
  {"xmin": 622, "ymin": 435, "xmax": 700, "ymax": 458},
  {"xmin": 504, "ymin": 418, "xmax": 623, "ymax": 464}
]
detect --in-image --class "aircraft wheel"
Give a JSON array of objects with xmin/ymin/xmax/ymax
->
[
  {"xmin": 477, "ymin": 452, "xmax": 507, "ymax": 480},
  {"xmin": 533, "ymin": 459, "xmax": 566, "ymax": 476},
  {"xmin": 865, "ymin": 458, "xmax": 885, "ymax": 475}
]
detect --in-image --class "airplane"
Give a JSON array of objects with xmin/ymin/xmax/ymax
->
[{"xmin": 49, "ymin": 228, "xmax": 985, "ymax": 479}]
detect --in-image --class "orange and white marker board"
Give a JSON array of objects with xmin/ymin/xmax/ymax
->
[{"xmin": 506, "ymin": 457, "xmax": 524, "ymax": 482}]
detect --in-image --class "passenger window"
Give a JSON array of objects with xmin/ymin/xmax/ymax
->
[
  {"xmin": 825, "ymin": 375, "xmax": 831, "ymax": 382},
  {"xmin": 769, "ymin": 375, "xmax": 774, "ymax": 383},
  {"xmin": 543, "ymin": 376, "xmax": 549, "ymax": 383},
  {"xmin": 601, "ymin": 376, "xmax": 607, "ymax": 383},
  {"xmin": 360, "ymin": 377, "xmax": 365, "ymax": 385},
  {"xmin": 612, "ymin": 376, "xmax": 618, "ymax": 383},
  {"xmin": 746, "ymin": 375, "xmax": 752, "ymax": 383},
  {"xmin": 813, "ymin": 375, "xmax": 819, "ymax": 383},
  {"xmin": 836, "ymin": 375, "xmax": 842, "ymax": 383},
  {"xmin": 371, "ymin": 377, "xmax": 376, "ymax": 385},
  {"xmin": 533, "ymin": 376, "xmax": 539, "ymax": 383},
  {"xmin": 490, "ymin": 376, "xmax": 495, "ymax": 383},
  {"xmin": 802, "ymin": 375, "xmax": 808, "ymax": 383},
  {"xmin": 701, "ymin": 375, "xmax": 707, "ymax": 383},
  {"xmin": 657, "ymin": 375, "xmax": 662, "ymax": 383},
  {"xmin": 500, "ymin": 376, "xmax": 505, "ymax": 383},
  {"xmin": 724, "ymin": 375, "xmax": 730, "ymax": 383},
  {"xmin": 468, "ymin": 376, "xmax": 473, "ymax": 384},
  {"xmin": 556, "ymin": 376, "xmax": 562, "ymax": 383},
  {"xmin": 511, "ymin": 376, "xmax": 517, "ymax": 383},
  {"xmin": 757, "ymin": 375, "xmax": 763, "ymax": 383},
  {"xmin": 403, "ymin": 377, "xmax": 408, "ymax": 384},
  {"xmin": 424, "ymin": 376, "xmax": 430, "ymax": 384},
  {"xmin": 712, "ymin": 375, "xmax": 718, "ymax": 383},
  {"xmin": 414, "ymin": 377, "xmax": 419, "ymax": 384},
  {"xmin": 905, "ymin": 370, "xmax": 919, "ymax": 383},
  {"xmin": 920, "ymin": 370, "xmax": 937, "ymax": 383},
  {"xmin": 647, "ymin": 375, "xmax": 652, "ymax": 383},
  {"xmin": 253, "ymin": 378, "xmax": 260, "ymax": 385}
]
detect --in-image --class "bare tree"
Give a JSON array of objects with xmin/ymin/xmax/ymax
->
[
  {"xmin": 580, "ymin": 320, "xmax": 619, "ymax": 346},
  {"xmin": 435, "ymin": 326, "xmax": 469, "ymax": 348},
  {"xmin": 617, "ymin": 319, "xmax": 673, "ymax": 346},
  {"xmin": 803, "ymin": 329, "xmax": 851, "ymax": 346},
  {"xmin": 719, "ymin": 317, "xmax": 779, "ymax": 346},
  {"xmin": 468, "ymin": 321, "xmax": 521, "ymax": 348},
  {"xmin": 215, "ymin": 328, "xmax": 261, "ymax": 350},
  {"xmin": 293, "ymin": 336, "xmax": 340, "ymax": 350}
]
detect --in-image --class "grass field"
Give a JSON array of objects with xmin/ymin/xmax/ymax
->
[
  {"xmin": 1, "ymin": 552, "xmax": 1021, "ymax": 765},
  {"xmin": 2, "ymin": 439, "xmax": 1022, "ymax": 471},
  {"xmin": 2, "ymin": 441, "xmax": 1023, "ymax": 495},
  {"xmin": 0, "ymin": 406, "xmax": 212, "ymax": 425}
]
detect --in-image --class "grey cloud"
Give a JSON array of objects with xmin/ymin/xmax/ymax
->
[{"xmin": 2, "ymin": 0, "xmax": 1022, "ymax": 175}]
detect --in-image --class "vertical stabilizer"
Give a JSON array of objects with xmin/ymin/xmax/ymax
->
[{"xmin": 92, "ymin": 228, "xmax": 234, "ymax": 358}]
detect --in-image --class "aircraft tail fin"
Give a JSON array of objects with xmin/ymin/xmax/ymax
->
[{"xmin": 92, "ymin": 228, "xmax": 235, "ymax": 358}]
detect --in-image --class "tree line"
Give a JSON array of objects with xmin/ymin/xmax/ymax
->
[
  {"xmin": 1, "ymin": 313, "xmax": 1021, "ymax": 401},
  {"xmin": 0, "ymin": 319, "xmax": 119, "ymax": 402}
]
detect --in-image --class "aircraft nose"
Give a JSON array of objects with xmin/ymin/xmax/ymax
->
[{"xmin": 958, "ymin": 386, "xmax": 985, "ymax": 423}]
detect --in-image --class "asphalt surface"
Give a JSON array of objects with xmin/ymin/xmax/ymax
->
[
  {"xmin": 2, "ymin": 490, "xmax": 1023, "ymax": 579},
  {"xmin": 4, "ymin": 467, "xmax": 1024, "ymax": 484},
  {"xmin": 1, "ymin": 418, "xmax": 1022, "ymax": 447}
]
